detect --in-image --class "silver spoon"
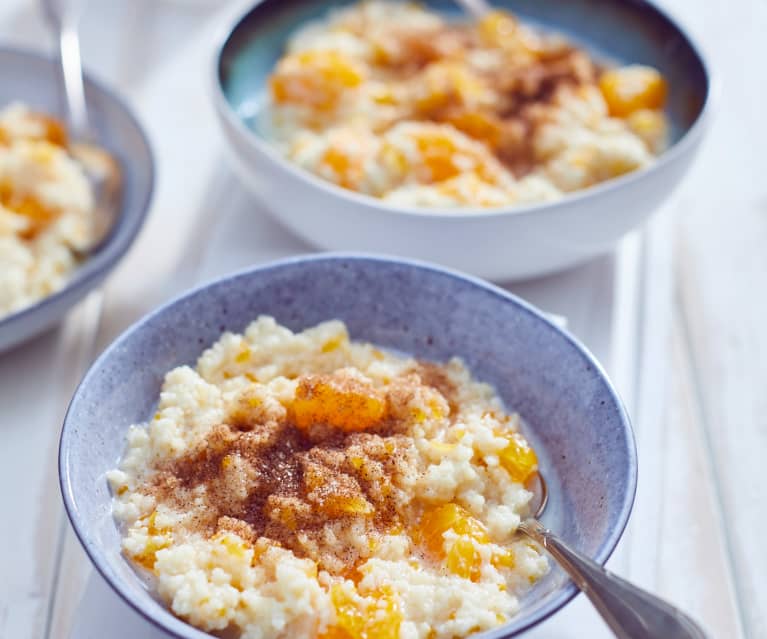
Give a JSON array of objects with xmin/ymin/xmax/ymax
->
[
  {"xmin": 522, "ymin": 474, "xmax": 709, "ymax": 638},
  {"xmin": 453, "ymin": 0, "xmax": 492, "ymax": 18},
  {"xmin": 42, "ymin": 0, "xmax": 123, "ymax": 255}
]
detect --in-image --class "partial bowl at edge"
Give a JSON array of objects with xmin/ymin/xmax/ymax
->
[{"xmin": 0, "ymin": 46, "xmax": 154, "ymax": 353}]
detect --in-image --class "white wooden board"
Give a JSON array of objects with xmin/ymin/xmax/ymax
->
[{"xmin": 0, "ymin": 0, "xmax": 759, "ymax": 637}]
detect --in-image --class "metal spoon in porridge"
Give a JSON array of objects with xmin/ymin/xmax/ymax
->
[
  {"xmin": 523, "ymin": 473, "xmax": 709, "ymax": 638},
  {"xmin": 42, "ymin": 0, "xmax": 123, "ymax": 256}
]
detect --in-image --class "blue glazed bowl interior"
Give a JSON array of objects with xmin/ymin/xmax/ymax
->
[
  {"xmin": 0, "ymin": 47, "xmax": 153, "ymax": 351},
  {"xmin": 218, "ymin": 0, "xmax": 709, "ymax": 148},
  {"xmin": 60, "ymin": 255, "xmax": 636, "ymax": 638}
]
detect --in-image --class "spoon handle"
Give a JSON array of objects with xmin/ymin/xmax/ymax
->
[
  {"xmin": 519, "ymin": 519, "xmax": 709, "ymax": 639},
  {"xmin": 453, "ymin": 0, "xmax": 492, "ymax": 19},
  {"xmin": 42, "ymin": 0, "xmax": 90, "ymax": 139}
]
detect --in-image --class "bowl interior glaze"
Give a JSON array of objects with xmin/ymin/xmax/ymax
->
[
  {"xmin": 218, "ymin": 0, "xmax": 709, "ymax": 149},
  {"xmin": 60, "ymin": 255, "xmax": 636, "ymax": 638}
]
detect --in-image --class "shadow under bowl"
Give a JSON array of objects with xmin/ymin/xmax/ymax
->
[{"xmin": 60, "ymin": 254, "xmax": 637, "ymax": 638}]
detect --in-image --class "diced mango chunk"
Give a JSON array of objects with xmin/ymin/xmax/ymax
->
[
  {"xmin": 445, "ymin": 110, "xmax": 503, "ymax": 149},
  {"xmin": 0, "ymin": 179, "xmax": 59, "ymax": 238},
  {"xmin": 492, "ymin": 548, "xmax": 516, "ymax": 569},
  {"xmin": 30, "ymin": 113, "xmax": 68, "ymax": 147},
  {"xmin": 498, "ymin": 431, "xmax": 538, "ymax": 483},
  {"xmin": 598, "ymin": 65, "xmax": 667, "ymax": 117},
  {"xmin": 415, "ymin": 62, "xmax": 488, "ymax": 114},
  {"xmin": 322, "ymin": 584, "xmax": 402, "ymax": 639},
  {"xmin": 418, "ymin": 503, "xmax": 489, "ymax": 580},
  {"xmin": 321, "ymin": 334, "xmax": 347, "ymax": 353},
  {"xmin": 321, "ymin": 147, "xmax": 361, "ymax": 190},
  {"xmin": 293, "ymin": 374, "xmax": 387, "ymax": 432},
  {"xmin": 216, "ymin": 531, "xmax": 249, "ymax": 559},
  {"xmin": 417, "ymin": 132, "xmax": 468, "ymax": 182},
  {"xmin": 419, "ymin": 503, "xmax": 489, "ymax": 553},
  {"xmin": 270, "ymin": 50, "xmax": 365, "ymax": 110},
  {"xmin": 403, "ymin": 125, "xmax": 504, "ymax": 186},
  {"xmin": 626, "ymin": 108, "xmax": 668, "ymax": 153},
  {"xmin": 320, "ymin": 494, "xmax": 375, "ymax": 517},
  {"xmin": 477, "ymin": 10, "xmax": 519, "ymax": 47},
  {"xmin": 428, "ymin": 440, "xmax": 456, "ymax": 455},
  {"xmin": 445, "ymin": 536, "xmax": 483, "ymax": 580},
  {"xmin": 131, "ymin": 511, "xmax": 171, "ymax": 572},
  {"xmin": 477, "ymin": 10, "xmax": 542, "ymax": 59}
]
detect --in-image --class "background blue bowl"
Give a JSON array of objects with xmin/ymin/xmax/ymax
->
[
  {"xmin": 60, "ymin": 254, "xmax": 637, "ymax": 638},
  {"xmin": 0, "ymin": 47, "xmax": 154, "ymax": 353}
]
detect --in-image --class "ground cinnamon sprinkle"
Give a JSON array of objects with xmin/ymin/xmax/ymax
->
[
  {"xmin": 147, "ymin": 369, "xmax": 434, "ymax": 573},
  {"xmin": 413, "ymin": 361, "xmax": 459, "ymax": 412},
  {"xmin": 392, "ymin": 24, "xmax": 598, "ymax": 177}
]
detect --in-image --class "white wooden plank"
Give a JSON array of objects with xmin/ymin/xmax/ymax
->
[
  {"xmin": 618, "ymin": 213, "xmax": 669, "ymax": 591},
  {"xmin": 0, "ymin": 292, "xmax": 102, "ymax": 639},
  {"xmin": 658, "ymin": 322, "xmax": 745, "ymax": 639},
  {"xmin": 663, "ymin": 0, "xmax": 767, "ymax": 632}
]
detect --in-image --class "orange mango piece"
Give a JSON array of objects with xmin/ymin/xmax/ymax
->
[
  {"xmin": 418, "ymin": 503, "xmax": 489, "ymax": 581},
  {"xmin": 321, "ymin": 584, "xmax": 402, "ymax": 639},
  {"xmin": 293, "ymin": 374, "xmax": 387, "ymax": 432},
  {"xmin": 598, "ymin": 65, "xmax": 667, "ymax": 117},
  {"xmin": 0, "ymin": 180, "xmax": 59, "ymax": 238},
  {"xmin": 498, "ymin": 431, "xmax": 538, "ymax": 483},
  {"xmin": 270, "ymin": 50, "xmax": 364, "ymax": 111}
]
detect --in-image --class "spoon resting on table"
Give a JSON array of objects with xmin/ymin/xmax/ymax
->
[
  {"xmin": 41, "ymin": 0, "xmax": 123, "ymax": 256},
  {"xmin": 522, "ymin": 473, "xmax": 709, "ymax": 638}
]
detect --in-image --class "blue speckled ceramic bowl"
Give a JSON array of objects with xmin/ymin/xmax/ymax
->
[
  {"xmin": 212, "ymin": 0, "xmax": 713, "ymax": 280},
  {"xmin": 0, "ymin": 47, "xmax": 154, "ymax": 352},
  {"xmin": 60, "ymin": 254, "xmax": 636, "ymax": 638}
]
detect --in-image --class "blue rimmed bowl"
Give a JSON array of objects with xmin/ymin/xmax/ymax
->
[
  {"xmin": 0, "ymin": 47, "xmax": 154, "ymax": 352},
  {"xmin": 212, "ymin": 0, "xmax": 712, "ymax": 281},
  {"xmin": 60, "ymin": 254, "xmax": 637, "ymax": 638}
]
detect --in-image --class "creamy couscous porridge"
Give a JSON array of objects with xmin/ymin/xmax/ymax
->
[
  {"xmin": 0, "ymin": 103, "xmax": 94, "ymax": 317},
  {"xmin": 109, "ymin": 317, "xmax": 548, "ymax": 639},
  {"xmin": 266, "ymin": 1, "xmax": 669, "ymax": 209}
]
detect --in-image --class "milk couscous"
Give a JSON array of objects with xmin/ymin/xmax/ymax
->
[
  {"xmin": 109, "ymin": 317, "xmax": 548, "ymax": 639},
  {"xmin": 0, "ymin": 103, "xmax": 94, "ymax": 318},
  {"xmin": 266, "ymin": 1, "xmax": 669, "ymax": 209}
]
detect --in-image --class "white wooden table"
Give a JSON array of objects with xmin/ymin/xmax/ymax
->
[{"xmin": 0, "ymin": 1, "xmax": 763, "ymax": 638}]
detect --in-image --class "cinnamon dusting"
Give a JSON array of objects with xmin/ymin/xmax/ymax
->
[
  {"xmin": 337, "ymin": 18, "xmax": 597, "ymax": 177},
  {"xmin": 144, "ymin": 369, "xmax": 443, "ymax": 574}
]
